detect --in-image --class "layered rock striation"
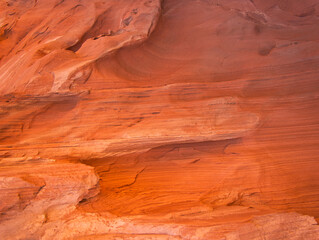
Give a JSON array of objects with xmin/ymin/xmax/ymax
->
[{"xmin": 1, "ymin": 0, "xmax": 319, "ymax": 239}]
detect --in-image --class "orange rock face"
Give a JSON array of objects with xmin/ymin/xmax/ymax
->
[{"xmin": 1, "ymin": 0, "xmax": 319, "ymax": 239}]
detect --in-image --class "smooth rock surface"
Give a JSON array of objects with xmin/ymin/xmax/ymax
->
[{"xmin": 1, "ymin": 0, "xmax": 319, "ymax": 239}]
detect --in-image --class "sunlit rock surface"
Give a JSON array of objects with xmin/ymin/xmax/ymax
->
[{"xmin": 1, "ymin": 0, "xmax": 319, "ymax": 239}]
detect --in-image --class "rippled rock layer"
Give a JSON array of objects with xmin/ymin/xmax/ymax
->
[{"xmin": 1, "ymin": 0, "xmax": 319, "ymax": 239}]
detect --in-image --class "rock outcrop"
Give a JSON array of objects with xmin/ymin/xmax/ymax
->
[{"xmin": 1, "ymin": 0, "xmax": 319, "ymax": 239}]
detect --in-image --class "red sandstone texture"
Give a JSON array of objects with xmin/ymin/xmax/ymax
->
[{"xmin": 1, "ymin": 0, "xmax": 319, "ymax": 239}]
